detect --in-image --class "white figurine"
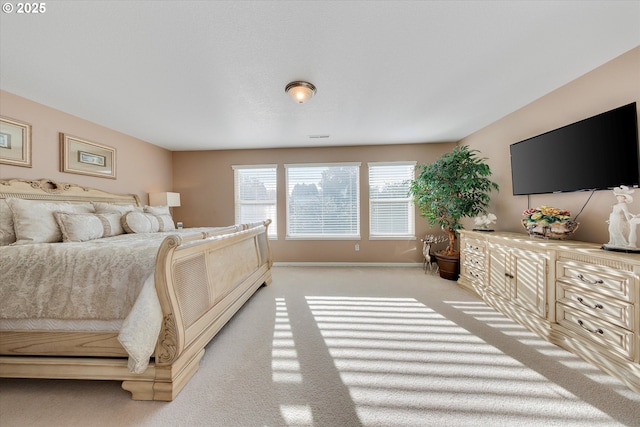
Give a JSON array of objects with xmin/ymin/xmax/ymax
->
[
  {"xmin": 606, "ymin": 185, "xmax": 637, "ymax": 248},
  {"xmin": 474, "ymin": 213, "xmax": 497, "ymax": 230}
]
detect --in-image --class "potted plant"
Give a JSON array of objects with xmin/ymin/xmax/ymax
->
[{"xmin": 409, "ymin": 145, "xmax": 498, "ymax": 280}]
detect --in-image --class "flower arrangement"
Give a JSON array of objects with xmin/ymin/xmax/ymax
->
[
  {"xmin": 522, "ymin": 206, "xmax": 578, "ymax": 239},
  {"xmin": 474, "ymin": 213, "xmax": 497, "ymax": 230},
  {"xmin": 522, "ymin": 206, "xmax": 571, "ymax": 225}
]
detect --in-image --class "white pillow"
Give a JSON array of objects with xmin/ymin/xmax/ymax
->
[
  {"xmin": 54, "ymin": 212, "xmax": 105, "ymax": 242},
  {"xmin": 0, "ymin": 200, "xmax": 16, "ymax": 246},
  {"xmin": 92, "ymin": 202, "xmax": 142, "ymax": 215},
  {"xmin": 121, "ymin": 211, "xmax": 161, "ymax": 233},
  {"xmin": 70, "ymin": 202, "xmax": 96, "ymax": 213},
  {"xmin": 7, "ymin": 199, "xmax": 93, "ymax": 244},
  {"xmin": 144, "ymin": 205, "xmax": 176, "ymax": 231},
  {"xmin": 143, "ymin": 205, "xmax": 170, "ymax": 215}
]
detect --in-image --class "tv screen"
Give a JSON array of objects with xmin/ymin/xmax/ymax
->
[{"xmin": 510, "ymin": 102, "xmax": 639, "ymax": 195}]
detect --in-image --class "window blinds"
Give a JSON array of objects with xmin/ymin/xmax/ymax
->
[
  {"xmin": 368, "ymin": 162, "xmax": 415, "ymax": 239},
  {"xmin": 285, "ymin": 163, "xmax": 360, "ymax": 239},
  {"xmin": 233, "ymin": 165, "xmax": 277, "ymax": 238}
]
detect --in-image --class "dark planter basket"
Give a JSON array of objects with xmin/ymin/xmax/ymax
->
[{"xmin": 434, "ymin": 252, "xmax": 460, "ymax": 281}]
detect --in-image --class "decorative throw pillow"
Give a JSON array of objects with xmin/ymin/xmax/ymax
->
[
  {"xmin": 54, "ymin": 212, "xmax": 105, "ymax": 242},
  {"xmin": 7, "ymin": 199, "xmax": 93, "ymax": 244},
  {"xmin": 0, "ymin": 200, "xmax": 16, "ymax": 246},
  {"xmin": 92, "ymin": 202, "xmax": 142, "ymax": 235},
  {"xmin": 98, "ymin": 212, "xmax": 125, "ymax": 236},
  {"xmin": 144, "ymin": 205, "xmax": 176, "ymax": 232},
  {"xmin": 121, "ymin": 211, "xmax": 161, "ymax": 233}
]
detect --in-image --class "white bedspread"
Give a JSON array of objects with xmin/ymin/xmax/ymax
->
[
  {"xmin": 118, "ymin": 272, "xmax": 162, "ymax": 373},
  {"xmin": 0, "ymin": 227, "xmax": 224, "ymax": 373}
]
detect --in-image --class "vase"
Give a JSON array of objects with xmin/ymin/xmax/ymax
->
[
  {"xmin": 434, "ymin": 252, "xmax": 460, "ymax": 281},
  {"xmin": 521, "ymin": 218, "xmax": 579, "ymax": 240}
]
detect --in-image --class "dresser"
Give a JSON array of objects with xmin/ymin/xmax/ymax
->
[{"xmin": 458, "ymin": 230, "xmax": 640, "ymax": 394}]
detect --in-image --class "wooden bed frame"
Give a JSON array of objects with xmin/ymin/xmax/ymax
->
[{"xmin": 0, "ymin": 178, "xmax": 273, "ymax": 401}]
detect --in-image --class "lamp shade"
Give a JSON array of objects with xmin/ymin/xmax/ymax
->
[
  {"xmin": 149, "ymin": 192, "xmax": 181, "ymax": 207},
  {"xmin": 285, "ymin": 81, "xmax": 316, "ymax": 103}
]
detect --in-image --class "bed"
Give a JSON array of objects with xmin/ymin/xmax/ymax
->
[{"xmin": 0, "ymin": 178, "xmax": 272, "ymax": 401}]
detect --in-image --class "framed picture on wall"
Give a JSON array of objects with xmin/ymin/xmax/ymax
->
[
  {"xmin": 60, "ymin": 133, "xmax": 116, "ymax": 179},
  {"xmin": 0, "ymin": 116, "xmax": 32, "ymax": 168}
]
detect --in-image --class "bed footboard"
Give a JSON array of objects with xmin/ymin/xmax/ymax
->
[{"xmin": 124, "ymin": 219, "xmax": 273, "ymax": 400}]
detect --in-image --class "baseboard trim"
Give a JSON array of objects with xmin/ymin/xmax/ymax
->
[{"xmin": 272, "ymin": 262, "xmax": 422, "ymax": 268}]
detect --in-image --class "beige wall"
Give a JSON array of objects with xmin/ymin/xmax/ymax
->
[
  {"xmin": 172, "ymin": 143, "xmax": 456, "ymax": 263},
  {"xmin": 460, "ymin": 46, "xmax": 640, "ymax": 245},
  {"xmin": 0, "ymin": 90, "xmax": 173, "ymax": 203}
]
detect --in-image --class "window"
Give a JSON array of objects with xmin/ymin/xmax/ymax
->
[
  {"xmin": 233, "ymin": 165, "xmax": 277, "ymax": 238},
  {"xmin": 285, "ymin": 163, "xmax": 360, "ymax": 239},
  {"xmin": 368, "ymin": 161, "xmax": 416, "ymax": 239}
]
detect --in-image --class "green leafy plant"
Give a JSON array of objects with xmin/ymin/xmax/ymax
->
[{"xmin": 409, "ymin": 145, "xmax": 498, "ymax": 255}]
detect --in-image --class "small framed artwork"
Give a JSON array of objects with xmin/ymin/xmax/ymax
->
[
  {"xmin": 0, "ymin": 133, "xmax": 10, "ymax": 148},
  {"xmin": 0, "ymin": 116, "xmax": 32, "ymax": 168},
  {"xmin": 60, "ymin": 133, "xmax": 116, "ymax": 179}
]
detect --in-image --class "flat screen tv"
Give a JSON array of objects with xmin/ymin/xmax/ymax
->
[{"xmin": 510, "ymin": 102, "xmax": 639, "ymax": 195}]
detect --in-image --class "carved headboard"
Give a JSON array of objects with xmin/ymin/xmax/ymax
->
[{"xmin": 0, "ymin": 178, "xmax": 141, "ymax": 206}]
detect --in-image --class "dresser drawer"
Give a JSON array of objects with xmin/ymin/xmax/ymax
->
[
  {"xmin": 556, "ymin": 259, "xmax": 636, "ymax": 302},
  {"xmin": 557, "ymin": 282, "xmax": 634, "ymax": 330},
  {"xmin": 557, "ymin": 303, "xmax": 635, "ymax": 360},
  {"xmin": 462, "ymin": 239, "xmax": 486, "ymax": 271},
  {"xmin": 462, "ymin": 237, "xmax": 486, "ymax": 256},
  {"xmin": 461, "ymin": 263, "xmax": 485, "ymax": 284},
  {"xmin": 463, "ymin": 253, "xmax": 485, "ymax": 271},
  {"xmin": 460, "ymin": 237, "xmax": 486, "ymax": 289}
]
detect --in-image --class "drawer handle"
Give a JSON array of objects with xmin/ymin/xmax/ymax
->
[
  {"xmin": 505, "ymin": 273, "xmax": 514, "ymax": 279},
  {"xmin": 577, "ymin": 319, "xmax": 604, "ymax": 335},
  {"xmin": 577, "ymin": 297, "xmax": 603, "ymax": 310},
  {"xmin": 577, "ymin": 274, "xmax": 603, "ymax": 285}
]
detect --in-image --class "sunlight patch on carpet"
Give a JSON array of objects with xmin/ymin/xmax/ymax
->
[
  {"xmin": 279, "ymin": 404, "xmax": 313, "ymax": 426},
  {"xmin": 303, "ymin": 296, "xmax": 618, "ymax": 426},
  {"xmin": 272, "ymin": 298, "xmax": 303, "ymax": 384}
]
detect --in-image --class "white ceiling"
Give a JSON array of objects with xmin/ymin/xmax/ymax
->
[{"xmin": 1, "ymin": 1, "xmax": 639, "ymax": 151}]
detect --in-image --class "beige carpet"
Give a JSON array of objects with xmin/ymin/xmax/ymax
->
[{"xmin": 1, "ymin": 266, "xmax": 639, "ymax": 427}]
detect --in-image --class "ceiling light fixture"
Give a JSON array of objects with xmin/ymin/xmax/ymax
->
[{"xmin": 285, "ymin": 81, "xmax": 316, "ymax": 103}]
